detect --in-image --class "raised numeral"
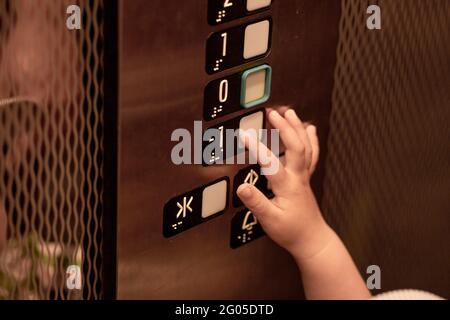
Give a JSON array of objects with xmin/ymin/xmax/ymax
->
[
  {"xmin": 221, "ymin": 32, "xmax": 227, "ymax": 57},
  {"xmin": 224, "ymin": 0, "xmax": 233, "ymax": 8},
  {"xmin": 219, "ymin": 79, "xmax": 228, "ymax": 103}
]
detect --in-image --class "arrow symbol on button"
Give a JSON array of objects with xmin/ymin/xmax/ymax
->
[
  {"xmin": 176, "ymin": 196, "xmax": 193, "ymax": 219},
  {"xmin": 244, "ymin": 169, "xmax": 259, "ymax": 186}
]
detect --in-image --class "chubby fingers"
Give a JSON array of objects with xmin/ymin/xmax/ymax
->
[
  {"xmin": 237, "ymin": 183, "xmax": 281, "ymax": 222},
  {"xmin": 268, "ymin": 109, "xmax": 312, "ymax": 173},
  {"xmin": 306, "ymin": 125, "xmax": 319, "ymax": 174},
  {"xmin": 240, "ymin": 131, "xmax": 286, "ymax": 188},
  {"xmin": 284, "ymin": 109, "xmax": 313, "ymax": 170}
]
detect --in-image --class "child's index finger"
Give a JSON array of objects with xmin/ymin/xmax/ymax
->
[{"xmin": 240, "ymin": 130, "xmax": 286, "ymax": 187}]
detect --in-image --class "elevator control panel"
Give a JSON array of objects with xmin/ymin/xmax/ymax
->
[
  {"xmin": 163, "ymin": 1, "xmax": 274, "ymax": 248},
  {"xmin": 120, "ymin": 0, "xmax": 341, "ymax": 299}
]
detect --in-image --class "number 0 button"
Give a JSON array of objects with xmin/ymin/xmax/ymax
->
[
  {"xmin": 241, "ymin": 64, "xmax": 272, "ymax": 108},
  {"xmin": 204, "ymin": 64, "xmax": 272, "ymax": 121}
]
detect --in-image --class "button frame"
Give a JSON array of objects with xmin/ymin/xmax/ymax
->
[{"xmin": 240, "ymin": 64, "xmax": 272, "ymax": 109}]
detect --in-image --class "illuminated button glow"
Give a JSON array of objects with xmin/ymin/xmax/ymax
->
[
  {"xmin": 243, "ymin": 20, "xmax": 270, "ymax": 59},
  {"xmin": 247, "ymin": 0, "xmax": 272, "ymax": 12},
  {"xmin": 245, "ymin": 70, "xmax": 266, "ymax": 103},
  {"xmin": 241, "ymin": 64, "xmax": 272, "ymax": 108},
  {"xmin": 201, "ymin": 180, "xmax": 228, "ymax": 218}
]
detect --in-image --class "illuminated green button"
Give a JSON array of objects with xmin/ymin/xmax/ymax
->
[{"xmin": 240, "ymin": 64, "xmax": 272, "ymax": 109}]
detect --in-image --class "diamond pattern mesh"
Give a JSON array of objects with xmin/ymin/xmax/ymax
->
[
  {"xmin": 323, "ymin": 0, "xmax": 450, "ymax": 297},
  {"xmin": 0, "ymin": 0, "xmax": 104, "ymax": 299}
]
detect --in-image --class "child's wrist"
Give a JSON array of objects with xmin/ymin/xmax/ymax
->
[{"xmin": 289, "ymin": 217, "xmax": 335, "ymax": 265}]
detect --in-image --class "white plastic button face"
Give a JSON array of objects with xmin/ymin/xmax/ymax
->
[
  {"xmin": 239, "ymin": 111, "xmax": 264, "ymax": 139},
  {"xmin": 201, "ymin": 180, "xmax": 228, "ymax": 218},
  {"xmin": 245, "ymin": 69, "xmax": 266, "ymax": 104},
  {"xmin": 243, "ymin": 20, "xmax": 270, "ymax": 59},
  {"xmin": 247, "ymin": 0, "xmax": 272, "ymax": 12}
]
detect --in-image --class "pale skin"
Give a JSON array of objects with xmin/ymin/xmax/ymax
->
[{"xmin": 237, "ymin": 108, "xmax": 371, "ymax": 300}]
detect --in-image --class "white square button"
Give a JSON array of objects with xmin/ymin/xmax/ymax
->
[
  {"xmin": 243, "ymin": 20, "xmax": 270, "ymax": 59},
  {"xmin": 202, "ymin": 180, "xmax": 228, "ymax": 218},
  {"xmin": 239, "ymin": 111, "xmax": 264, "ymax": 140},
  {"xmin": 247, "ymin": 0, "xmax": 272, "ymax": 12}
]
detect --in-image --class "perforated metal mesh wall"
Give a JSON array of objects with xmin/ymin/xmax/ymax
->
[
  {"xmin": 323, "ymin": 0, "xmax": 450, "ymax": 297},
  {"xmin": 0, "ymin": 0, "xmax": 106, "ymax": 299}
]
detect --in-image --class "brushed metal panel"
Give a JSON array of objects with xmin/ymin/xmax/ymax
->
[{"xmin": 117, "ymin": 0, "xmax": 340, "ymax": 299}]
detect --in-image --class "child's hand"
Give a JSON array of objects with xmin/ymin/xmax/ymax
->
[
  {"xmin": 239, "ymin": 109, "xmax": 371, "ymax": 299},
  {"xmin": 237, "ymin": 109, "xmax": 332, "ymax": 259}
]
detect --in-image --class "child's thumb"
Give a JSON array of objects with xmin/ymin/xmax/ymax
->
[{"xmin": 237, "ymin": 184, "xmax": 277, "ymax": 221}]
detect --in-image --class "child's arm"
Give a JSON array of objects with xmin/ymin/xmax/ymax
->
[{"xmin": 237, "ymin": 109, "xmax": 371, "ymax": 300}]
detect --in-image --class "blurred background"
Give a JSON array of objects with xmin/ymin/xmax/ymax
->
[{"xmin": 0, "ymin": 0, "xmax": 105, "ymax": 299}]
